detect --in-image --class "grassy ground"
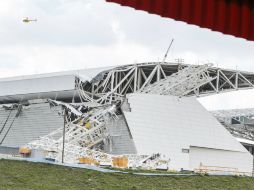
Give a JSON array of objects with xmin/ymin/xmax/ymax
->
[{"xmin": 1, "ymin": 159, "xmax": 254, "ymax": 190}]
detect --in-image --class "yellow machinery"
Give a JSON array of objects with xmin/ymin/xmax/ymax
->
[
  {"xmin": 19, "ymin": 147, "xmax": 31, "ymax": 156},
  {"xmin": 85, "ymin": 122, "xmax": 91, "ymax": 129}
]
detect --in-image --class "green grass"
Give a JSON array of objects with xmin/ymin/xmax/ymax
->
[
  {"xmin": 102, "ymin": 166, "xmax": 193, "ymax": 174},
  {"xmin": 1, "ymin": 159, "xmax": 254, "ymax": 190}
]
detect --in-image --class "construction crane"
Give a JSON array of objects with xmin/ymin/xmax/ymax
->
[
  {"xmin": 162, "ymin": 38, "xmax": 174, "ymax": 63},
  {"xmin": 22, "ymin": 17, "xmax": 37, "ymax": 23}
]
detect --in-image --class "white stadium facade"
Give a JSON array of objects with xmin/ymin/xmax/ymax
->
[{"xmin": 1, "ymin": 62, "xmax": 254, "ymax": 175}]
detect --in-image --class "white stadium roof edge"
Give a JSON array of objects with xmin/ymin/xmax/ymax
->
[{"xmin": 0, "ymin": 65, "xmax": 115, "ymax": 103}]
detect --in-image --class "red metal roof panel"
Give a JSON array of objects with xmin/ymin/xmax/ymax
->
[{"xmin": 106, "ymin": 0, "xmax": 254, "ymax": 41}]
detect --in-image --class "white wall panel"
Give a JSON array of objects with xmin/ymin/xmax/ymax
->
[
  {"xmin": 124, "ymin": 93, "xmax": 252, "ymax": 171},
  {"xmin": 189, "ymin": 146, "xmax": 252, "ymax": 174},
  {"xmin": 0, "ymin": 103, "xmax": 63, "ymax": 147}
]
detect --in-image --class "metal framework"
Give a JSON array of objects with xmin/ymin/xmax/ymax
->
[
  {"xmin": 77, "ymin": 62, "xmax": 254, "ymax": 104},
  {"xmin": 140, "ymin": 64, "xmax": 214, "ymax": 96},
  {"xmin": 28, "ymin": 101, "xmax": 117, "ymax": 162},
  {"xmin": 27, "ymin": 100, "xmax": 169, "ymax": 168}
]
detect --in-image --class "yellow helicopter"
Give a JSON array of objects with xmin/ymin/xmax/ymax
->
[{"xmin": 22, "ymin": 17, "xmax": 37, "ymax": 23}]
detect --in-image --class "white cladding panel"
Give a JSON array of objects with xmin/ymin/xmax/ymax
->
[
  {"xmin": 124, "ymin": 93, "xmax": 251, "ymax": 171},
  {"xmin": 0, "ymin": 66, "xmax": 114, "ymax": 83},
  {"xmin": 0, "ymin": 103, "xmax": 63, "ymax": 147},
  {"xmin": 189, "ymin": 146, "xmax": 252, "ymax": 174},
  {"xmin": 0, "ymin": 75, "xmax": 76, "ymax": 97}
]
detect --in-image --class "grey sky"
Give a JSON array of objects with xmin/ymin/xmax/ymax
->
[{"xmin": 0, "ymin": 0, "xmax": 254, "ymax": 110}]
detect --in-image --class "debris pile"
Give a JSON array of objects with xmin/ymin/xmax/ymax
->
[
  {"xmin": 212, "ymin": 109, "xmax": 254, "ymax": 141},
  {"xmin": 25, "ymin": 99, "xmax": 169, "ymax": 169}
]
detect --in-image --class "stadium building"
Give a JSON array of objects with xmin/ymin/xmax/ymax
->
[{"xmin": 0, "ymin": 62, "xmax": 254, "ymax": 175}]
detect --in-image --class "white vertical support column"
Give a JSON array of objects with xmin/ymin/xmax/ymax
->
[
  {"xmin": 119, "ymin": 72, "xmax": 122, "ymax": 94},
  {"xmin": 137, "ymin": 68, "xmax": 141, "ymax": 90},
  {"xmin": 72, "ymin": 91, "xmax": 76, "ymax": 103},
  {"xmin": 235, "ymin": 72, "xmax": 239, "ymax": 90},
  {"xmin": 110, "ymin": 71, "xmax": 115, "ymax": 104},
  {"xmin": 92, "ymin": 84, "xmax": 94, "ymax": 99},
  {"xmin": 216, "ymin": 70, "xmax": 220, "ymax": 92},
  {"xmin": 115, "ymin": 71, "xmax": 118, "ymax": 92},
  {"xmin": 134, "ymin": 66, "xmax": 138, "ymax": 92},
  {"xmin": 157, "ymin": 63, "xmax": 161, "ymax": 82}
]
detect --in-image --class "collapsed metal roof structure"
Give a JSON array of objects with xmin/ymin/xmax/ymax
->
[
  {"xmin": 1, "ymin": 62, "xmax": 254, "ymax": 104},
  {"xmin": 1, "ymin": 62, "xmax": 254, "ymax": 173}
]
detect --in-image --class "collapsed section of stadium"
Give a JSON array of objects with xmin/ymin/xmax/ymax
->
[{"xmin": 0, "ymin": 62, "xmax": 254, "ymax": 175}]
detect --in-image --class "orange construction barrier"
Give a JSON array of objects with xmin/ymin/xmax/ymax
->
[
  {"xmin": 78, "ymin": 157, "xmax": 99, "ymax": 166},
  {"xmin": 112, "ymin": 156, "xmax": 128, "ymax": 168}
]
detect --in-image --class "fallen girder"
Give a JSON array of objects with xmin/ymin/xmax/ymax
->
[
  {"xmin": 139, "ymin": 64, "xmax": 214, "ymax": 97},
  {"xmin": 28, "ymin": 101, "xmax": 117, "ymax": 161},
  {"xmin": 25, "ymin": 100, "xmax": 169, "ymax": 169}
]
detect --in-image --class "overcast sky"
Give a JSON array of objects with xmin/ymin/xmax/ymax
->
[{"xmin": 1, "ymin": 0, "xmax": 254, "ymax": 110}]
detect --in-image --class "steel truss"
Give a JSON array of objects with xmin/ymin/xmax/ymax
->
[
  {"xmin": 28, "ymin": 102, "xmax": 117, "ymax": 162},
  {"xmin": 77, "ymin": 62, "xmax": 254, "ymax": 104},
  {"xmin": 140, "ymin": 64, "xmax": 214, "ymax": 96}
]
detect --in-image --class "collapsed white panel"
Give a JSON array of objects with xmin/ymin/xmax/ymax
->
[{"xmin": 124, "ymin": 93, "xmax": 252, "ymax": 171}]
